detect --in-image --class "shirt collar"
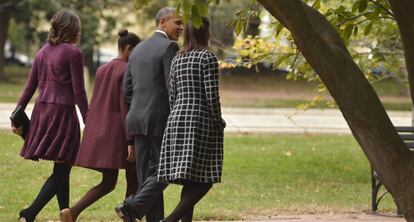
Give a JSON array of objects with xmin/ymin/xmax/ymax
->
[{"xmin": 155, "ymin": 30, "xmax": 169, "ymax": 39}]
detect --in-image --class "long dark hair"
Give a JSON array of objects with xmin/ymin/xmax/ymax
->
[
  {"xmin": 47, "ymin": 9, "xmax": 81, "ymax": 45},
  {"xmin": 180, "ymin": 17, "xmax": 210, "ymax": 54}
]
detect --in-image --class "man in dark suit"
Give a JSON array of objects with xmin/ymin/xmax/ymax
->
[{"xmin": 115, "ymin": 7, "xmax": 183, "ymax": 222}]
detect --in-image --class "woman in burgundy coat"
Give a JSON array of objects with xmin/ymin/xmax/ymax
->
[
  {"xmin": 11, "ymin": 9, "xmax": 88, "ymax": 222},
  {"xmin": 60, "ymin": 30, "xmax": 141, "ymax": 222}
]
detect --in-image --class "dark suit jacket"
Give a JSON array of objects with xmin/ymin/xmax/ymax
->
[{"xmin": 123, "ymin": 32, "xmax": 179, "ymax": 137}]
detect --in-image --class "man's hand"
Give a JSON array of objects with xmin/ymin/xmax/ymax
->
[{"xmin": 127, "ymin": 145, "xmax": 135, "ymax": 162}]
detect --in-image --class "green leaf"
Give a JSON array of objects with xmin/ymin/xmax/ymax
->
[
  {"xmin": 312, "ymin": 0, "xmax": 321, "ymax": 9},
  {"xmin": 364, "ymin": 11, "xmax": 379, "ymax": 20},
  {"xmin": 373, "ymin": 52, "xmax": 385, "ymax": 62},
  {"xmin": 135, "ymin": 0, "xmax": 150, "ymax": 10},
  {"xmin": 234, "ymin": 19, "xmax": 243, "ymax": 36},
  {"xmin": 276, "ymin": 22, "xmax": 284, "ymax": 36},
  {"xmin": 235, "ymin": 10, "xmax": 243, "ymax": 16},
  {"xmin": 195, "ymin": 0, "xmax": 209, "ymax": 17},
  {"xmin": 274, "ymin": 54, "xmax": 288, "ymax": 67},
  {"xmin": 353, "ymin": 25, "xmax": 358, "ymax": 36},
  {"xmin": 351, "ymin": 2, "xmax": 359, "ymax": 13},
  {"xmin": 325, "ymin": 9, "xmax": 334, "ymax": 16},
  {"xmin": 180, "ymin": 0, "xmax": 192, "ymax": 22},
  {"xmin": 336, "ymin": 5, "xmax": 346, "ymax": 13},
  {"xmin": 343, "ymin": 24, "xmax": 354, "ymax": 40},
  {"xmin": 358, "ymin": 0, "xmax": 368, "ymax": 13},
  {"xmin": 191, "ymin": 5, "xmax": 202, "ymax": 28},
  {"xmin": 364, "ymin": 22, "xmax": 373, "ymax": 35}
]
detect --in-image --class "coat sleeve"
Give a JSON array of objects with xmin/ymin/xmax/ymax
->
[
  {"xmin": 69, "ymin": 48, "xmax": 88, "ymax": 123},
  {"xmin": 202, "ymin": 52, "xmax": 226, "ymax": 129},
  {"xmin": 162, "ymin": 42, "xmax": 179, "ymax": 92},
  {"xmin": 119, "ymin": 79, "xmax": 134, "ymax": 146},
  {"xmin": 122, "ymin": 61, "xmax": 133, "ymax": 106},
  {"xmin": 168, "ymin": 58, "xmax": 177, "ymax": 111},
  {"xmin": 17, "ymin": 56, "xmax": 39, "ymax": 110}
]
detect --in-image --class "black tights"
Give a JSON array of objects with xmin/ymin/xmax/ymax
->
[
  {"xmin": 164, "ymin": 182, "xmax": 213, "ymax": 222},
  {"xmin": 20, "ymin": 162, "xmax": 71, "ymax": 220},
  {"xmin": 70, "ymin": 168, "xmax": 138, "ymax": 220}
]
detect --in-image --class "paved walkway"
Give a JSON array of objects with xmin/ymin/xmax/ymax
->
[
  {"xmin": 1, "ymin": 103, "xmax": 412, "ymax": 133},
  {"xmin": 233, "ymin": 213, "xmax": 405, "ymax": 221},
  {"xmin": 222, "ymin": 107, "xmax": 411, "ymax": 134}
]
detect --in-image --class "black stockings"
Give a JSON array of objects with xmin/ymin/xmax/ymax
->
[
  {"xmin": 164, "ymin": 182, "xmax": 213, "ymax": 222},
  {"xmin": 21, "ymin": 162, "xmax": 71, "ymax": 220}
]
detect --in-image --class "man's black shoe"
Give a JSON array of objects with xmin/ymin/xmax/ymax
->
[{"xmin": 115, "ymin": 203, "xmax": 136, "ymax": 222}]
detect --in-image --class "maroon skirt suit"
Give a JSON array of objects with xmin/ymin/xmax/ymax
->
[
  {"xmin": 17, "ymin": 43, "xmax": 88, "ymax": 164},
  {"xmin": 75, "ymin": 58, "xmax": 134, "ymax": 170}
]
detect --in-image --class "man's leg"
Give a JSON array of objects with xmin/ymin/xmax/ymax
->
[
  {"xmin": 124, "ymin": 175, "xmax": 168, "ymax": 220},
  {"xmin": 134, "ymin": 135, "xmax": 150, "ymax": 187},
  {"xmin": 115, "ymin": 135, "xmax": 151, "ymax": 222},
  {"xmin": 144, "ymin": 136, "xmax": 165, "ymax": 222},
  {"xmin": 119, "ymin": 135, "xmax": 166, "ymax": 221}
]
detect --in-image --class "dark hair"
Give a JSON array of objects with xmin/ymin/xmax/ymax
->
[
  {"xmin": 118, "ymin": 29, "xmax": 141, "ymax": 50},
  {"xmin": 180, "ymin": 17, "xmax": 210, "ymax": 54},
  {"xmin": 47, "ymin": 9, "xmax": 81, "ymax": 45}
]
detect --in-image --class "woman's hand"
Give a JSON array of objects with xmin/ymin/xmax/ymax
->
[
  {"xmin": 127, "ymin": 145, "xmax": 135, "ymax": 162},
  {"xmin": 216, "ymin": 117, "xmax": 226, "ymax": 130},
  {"xmin": 12, "ymin": 126, "xmax": 23, "ymax": 136}
]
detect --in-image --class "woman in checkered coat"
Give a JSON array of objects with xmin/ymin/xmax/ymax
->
[{"xmin": 158, "ymin": 17, "xmax": 225, "ymax": 222}]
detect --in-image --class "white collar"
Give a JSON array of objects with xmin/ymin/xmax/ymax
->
[{"xmin": 155, "ymin": 30, "xmax": 169, "ymax": 39}]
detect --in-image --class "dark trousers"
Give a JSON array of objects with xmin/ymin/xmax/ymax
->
[{"xmin": 125, "ymin": 135, "xmax": 168, "ymax": 222}]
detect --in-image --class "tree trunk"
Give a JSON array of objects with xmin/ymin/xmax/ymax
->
[
  {"xmin": 0, "ymin": 11, "xmax": 10, "ymax": 81},
  {"xmin": 388, "ymin": 2, "xmax": 414, "ymax": 218},
  {"xmin": 83, "ymin": 48, "xmax": 96, "ymax": 80},
  {"xmin": 257, "ymin": 0, "xmax": 414, "ymax": 220},
  {"xmin": 388, "ymin": 1, "xmax": 414, "ymax": 105}
]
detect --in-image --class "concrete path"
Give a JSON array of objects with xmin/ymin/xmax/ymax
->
[
  {"xmin": 222, "ymin": 107, "xmax": 411, "ymax": 134},
  {"xmin": 1, "ymin": 103, "xmax": 412, "ymax": 133},
  {"xmin": 232, "ymin": 213, "xmax": 405, "ymax": 221}
]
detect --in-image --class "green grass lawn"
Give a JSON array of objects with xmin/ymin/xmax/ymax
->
[
  {"xmin": 0, "ymin": 66, "xmax": 30, "ymax": 103},
  {"xmin": 0, "ymin": 131, "xmax": 398, "ymax": 221}
]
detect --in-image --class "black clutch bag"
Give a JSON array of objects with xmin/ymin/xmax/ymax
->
[{"xmin": 10, "ymin": 105, "xmax": 30, "ymax": 139}]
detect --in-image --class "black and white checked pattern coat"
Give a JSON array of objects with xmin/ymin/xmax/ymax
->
[{"xmin": 157, "ymin": 49, "xmax": 225, "ymax": 184}]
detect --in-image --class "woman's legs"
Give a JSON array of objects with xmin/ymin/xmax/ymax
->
[
  {"xmin": 125, "ymin": 168, "xmax": 139, "ymax": 198},
  {"xmin": 56, "ymin": 172, "xmax": 70, "ymax": 210},
  {"xmin": 20, "ymin": 162, "xmax": 71, "ymax": 221},
  {"xmin": 68, "ymin": 169, "xmax": 118, "ymax": 220},
  {"xmin": 178, "ymin": 187, "xmax": 194, "ymax": 222},
  {"xmin": 164, "ymin": 182, "xmax": 213, "ymax": 222}
]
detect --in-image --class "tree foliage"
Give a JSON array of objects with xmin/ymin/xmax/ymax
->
[
  {"xmin": 0, "ymin": 0, "xmax": 53, "ymax": 80},
  {"xmin": 0, "ymin": 0, "xmax": 133, "ymax": 80},
  {"xmin": 228, "ymin": 0, "xmax": 406, "ymax": 109},
  {"xmin": 136, "ymin": 0, "xmax": 219, "ymax": 27}
]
